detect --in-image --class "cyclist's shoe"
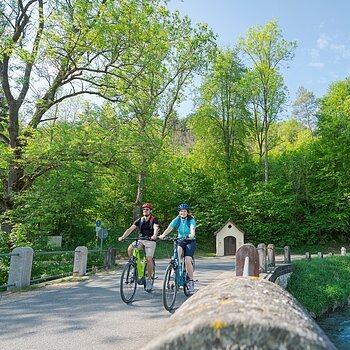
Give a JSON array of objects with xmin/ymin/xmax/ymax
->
[
  {"xmin": 188, "ymin": 280, "xmax": 195, "ymax": 293},
  {"xmin": 145, "ymin": 279, "xmax": 153, "ymax": 292}
]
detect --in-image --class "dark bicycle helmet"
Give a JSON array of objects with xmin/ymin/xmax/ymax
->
[
  {"xmin": 142, "ymin": 203, "xmax": 153, "ymax": 209},
  {"xmin": 178, "ymin": 203, "xmax": 189, "ymax": 211}
]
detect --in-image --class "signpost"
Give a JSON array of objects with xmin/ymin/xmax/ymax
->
[{"xmin": 95, "ymin": 220, "xmax": 108, "ymax": 250}]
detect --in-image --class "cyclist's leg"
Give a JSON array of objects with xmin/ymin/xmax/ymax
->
[
  {"xmin": 127, "ymin": 242, "xmax": 135, "ymax": 257},
  {"xmin": 144, "ymin": 241, "xmax": 155, "ymax": 276},
  {"xmin": 184, "ymin": 240, "xmax": 196, "ymax": 284},
  {"xmin": 128, "ymin": 240, "xmax": 142, "ymax": 257},
  {"xmin": 177, "ymin": 243, "xmax": 184, "ymax": 262},
  {"xmin": 142, "ymin": 240, "xmax": 156, "ymax": 290}
]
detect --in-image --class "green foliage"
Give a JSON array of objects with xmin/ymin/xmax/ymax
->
[
  {"xmin": 287, "ymin": 256, "xmax": 350, "ymax": 317},
  {"xmin": 1, "ymin": 2, "xmax": 350, "ymax": 271}
]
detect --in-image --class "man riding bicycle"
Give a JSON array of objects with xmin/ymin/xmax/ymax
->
[
  {"xmin": 118, "ymin": 203, "xmax": 159, "ymax": 291},
  {"xmin": 159, "ymin": 203, "xmax": 196, "ymax": 292}
]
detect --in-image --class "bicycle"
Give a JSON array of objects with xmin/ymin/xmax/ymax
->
[
  {"xmin": 161, "ymin": 236, "xmax": 195, "ymax": 312},
  {"xmin": 119, "ymin": 237, "xmax": 156, "ymax": 304}
]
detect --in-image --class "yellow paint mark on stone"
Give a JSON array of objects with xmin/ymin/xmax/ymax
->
[{"xmin": 212, "ymin": 319, "xmax": 227, "ymax": 330}]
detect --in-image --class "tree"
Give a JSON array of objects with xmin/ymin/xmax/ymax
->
[
  {"xmin": 0, "ymin": 0, "xmax": 177, "ymax": 215},
  {"xmin": 238, "ymin": 19, "xmax": 297, "ymax": 183},
  {"xmin": 110, "ymin": 9, "xmax": 216, "ymax": 220},
  {"xmin": 193, "ymin": 48, "xmax": 249, "ymax": 175},
  {"xmin": 292, "ymin": 86, "xmax": 318, "ymax": 140}
]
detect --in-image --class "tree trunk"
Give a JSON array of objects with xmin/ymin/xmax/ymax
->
[
  {"xmin": 133, "ymin": 171, "xmax": 145, "ymax": 221},
  {"xmin": 264, "ymin": 111, "xmax": 269, "ymax": 184}
]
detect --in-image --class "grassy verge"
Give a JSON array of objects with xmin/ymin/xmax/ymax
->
[
  {"xmin": 286, "ymin": 255, "xmax": 350, "ymax": 318},
  {"xmin": 291, "ymin": 243, "xmax": 349, "ymax": 255}
]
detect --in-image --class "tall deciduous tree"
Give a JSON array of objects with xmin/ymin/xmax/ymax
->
[
  {"xmin": 292, "ymin": 86, "xmax": 318, "ymax": 140},
  {"xmin": 0, "ymin": 0, "xmax": 176, "ymax": 215},
  {"xmin": 239, "ymin": 20, "xmax": 296, "ymax": 183},
  {"xmin": 111, "ymin": 9, "xmax": 216, "ymax": 220},
  {"xmin": 193, "ymin": 48, "xmax": 249, "ymax": 175}
]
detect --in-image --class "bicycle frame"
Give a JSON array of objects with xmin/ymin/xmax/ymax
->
[
  {"xmin": 132, "ymin": 243, "xmax": 147, "ymax": 282},
  {"xmin": 120, "ymin": 237, "xmax": 156, "ymax": 304},
  {"xmin": 162, "ymin": 236, "xmax": 193, "ymax": 311},
  {"xmin": 171, "ymin": 240, "xmax": 189, "ymax": 288}
]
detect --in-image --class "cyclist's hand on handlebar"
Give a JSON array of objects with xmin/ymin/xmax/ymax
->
[
  {"xmin": 159, "ymin": 234, "xmax": 165, "ymax": 240},
  {"xmin": 118, "ymin": 236, "xmax": 124, "ymax": 242},
  {"xmin": 151, "ymin": 234, "xmax": 157, "ymax": 241}
]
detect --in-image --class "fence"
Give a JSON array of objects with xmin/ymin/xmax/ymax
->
[
  {"xmin": 236, "ymin": 243, "xmax": 291, "ymax": 278},
  {"xmin": 0, "ymin": 246, "xmax": 116, "ymax": 291},
  {"xmin": 236, "ymin": 243, "xmax": 347, "ymax": 282}
]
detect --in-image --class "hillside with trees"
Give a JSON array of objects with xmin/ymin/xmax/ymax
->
[{"xmin": 1, "ymin": 0, "xmax": 349, "ymax": 262}]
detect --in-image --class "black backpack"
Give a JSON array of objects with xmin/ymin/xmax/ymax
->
[{"xmin": 138, "ymin": 216, "xmax": 156, "ymax": 231}]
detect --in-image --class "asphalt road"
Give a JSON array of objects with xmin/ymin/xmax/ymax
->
[{"xmin": 0, "ymin": 256, "xmax": 235, "ymax": 350}]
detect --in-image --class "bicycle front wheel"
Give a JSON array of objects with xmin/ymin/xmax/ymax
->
[
  {"xmin": 120, "ymin": 261, "xmax": 137, "ymax": 304},
  {"xmin": 162, "ymin": 263, "xmax": 177, "ymax": 312}
]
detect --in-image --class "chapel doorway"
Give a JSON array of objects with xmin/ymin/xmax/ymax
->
[{"xmin": 224, "ymin": 236, "xmax": 236, "ymax": 255}]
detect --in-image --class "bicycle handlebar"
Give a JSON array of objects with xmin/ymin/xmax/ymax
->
[
  {"xmin": 119, "ymin": 237, "xmax": 156, "ymax": 242},
  {"xmin": 161, "ymin": 236, "xmax": 190, "ymax": 242}
]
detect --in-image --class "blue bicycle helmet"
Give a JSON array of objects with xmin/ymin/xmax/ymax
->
[{"xmin": 178, "ymin": 203, "xmax": 189, "ymax": 211}]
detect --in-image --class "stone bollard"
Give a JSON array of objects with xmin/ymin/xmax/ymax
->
[
  {"xmin": 318, "ymin": 252, "xmax": 323, "ymax": 258},
  {"xmin": 283, "ymin": 246, "xmax": 291, "ymax": 263},
  {"xmin": 73, "ymin": 246, "xmax": 88, "ymax": 276},
  {"xmin": 305, "ymin": 252, "xmax": 311, "ymax": 261},
  {"xmin": 257, "ymin": 243, "xmax": 267, "ymax": 273},
  {"xmin": 267, "ymin": 244, "xmax": 275, "ymax": 268},
  {"xmin": 341, "ymin": 247, "xmax": 346, "ymax": 256},
  {"xmin": 236, "ymin": 243, "xmax": 259, "ymax": 277},
  {"xmin": 144, "ymin": 277, "xmax": 337, "ymax": 350},
  {"xmin": 7, "ymin": 247, "xmax": 34, "ymax": 291}
]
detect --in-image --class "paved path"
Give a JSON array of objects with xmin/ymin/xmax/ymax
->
[{"xmin": 0, "ymin": 256, "xmax": 235, "ymax": 350}]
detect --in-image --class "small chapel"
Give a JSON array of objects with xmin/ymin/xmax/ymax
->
[{"xmin": 214, "ymin": 219, "xmax": 245, "ymax": 256}]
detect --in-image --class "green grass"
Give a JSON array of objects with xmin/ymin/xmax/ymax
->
[
  {"xmin": 287, "ymin": 255, "xmax": 350, "ymax": 317},
  {"xmin": 291, "ymin": 241, "xmax": 350, "ymax": 255}
]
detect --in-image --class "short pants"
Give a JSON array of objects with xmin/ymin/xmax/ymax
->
[
  {"xmin": 178, "ymin": 239, "xmax": 196, "ymax": 258},
  {"xmin": 133, "ymin": 239, "xmax": 156, "ymax": 257}
]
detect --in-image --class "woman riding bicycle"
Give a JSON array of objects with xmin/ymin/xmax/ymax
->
[
  {"xmin": 159, "ymin": 203, "xmax": 196, "ymax": 292},
  {"xmin": 118, "ymin": 203, "xmax": 159, "ymax": 291}
]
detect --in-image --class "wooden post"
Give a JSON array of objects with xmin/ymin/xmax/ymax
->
[
  {"xmin": 317, "ymin": 252, "xmax": 323, "ymax": 258},
  {"xmin": 341, "ymin": 247, "xmax": 346, "ymax": 256},
  {"xmin": 257, "ymin": 243, "xmax": 267, "ymax": 273},
  {"xmin": 236, "ymin": 243, "xmax": 259, "ymax": 277},
  {"xmin": 305, "ymin": 252, "xmax": 311, "ymax": 261},
  {"xmin": 104, "ymin": 247, "xmax": 116, "ymax": 268},
  {"xmin": 267, "ymin": 244, "xmax": 275, "ymax": 268},
  {"xmin": 283, "ymin": 246, "xmax": 291, "ymax": 263}
]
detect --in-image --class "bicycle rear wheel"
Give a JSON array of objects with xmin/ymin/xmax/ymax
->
[
  {"xmin": 120, "ymin": 261, "xmax": 137, "ymax": 303},
  {"xmin": 162, "ymin": 263, "xmax": 177, "ymax": 311}
]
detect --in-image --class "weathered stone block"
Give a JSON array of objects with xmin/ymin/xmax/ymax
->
[{"xmin": 145, "ymin": 275, "xmax": 336, "ymax": 350}]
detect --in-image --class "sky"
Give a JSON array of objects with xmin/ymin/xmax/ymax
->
[{"xmin": 167, "ymin": 0, "xmax": 350, "ymax": 118}]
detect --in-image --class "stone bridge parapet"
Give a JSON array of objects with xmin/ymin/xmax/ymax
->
[{"xmin": 145, "ymin": 275, "xmax": 336, "ymax": 350}]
